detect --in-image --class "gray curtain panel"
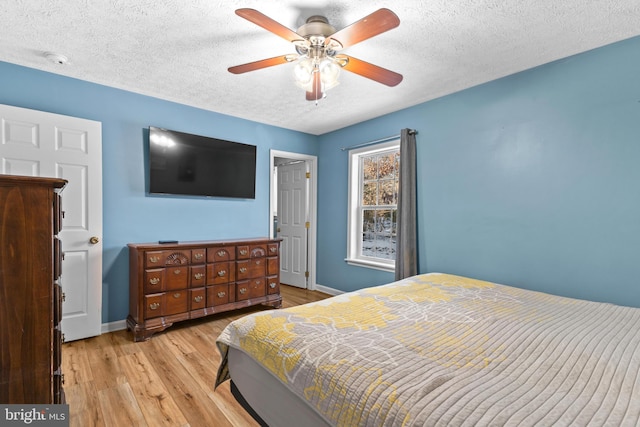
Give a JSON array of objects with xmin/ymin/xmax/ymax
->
[{"xmin": 395, "ymin": 128, "xmax": 418, "ymax": 280}]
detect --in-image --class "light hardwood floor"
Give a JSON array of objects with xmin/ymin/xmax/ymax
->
[{"xmin": 62, "ymin": 285, "xmax": 331, "ymax": 427}]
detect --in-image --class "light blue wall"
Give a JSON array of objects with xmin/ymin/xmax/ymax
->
[
  {"xmin": 2, "ymin": 34, "xmax": 639, "ymax": 325},
  {"xmin": 0, "ymin": 61, "xmax": 318, "ymax": 322},
  {"xmin": 317, "ymin": 36, "xmax": 640, "ymax": 307}
]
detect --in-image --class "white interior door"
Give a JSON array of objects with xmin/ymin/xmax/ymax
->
[
  {"xmin": 277, "ymin": 161, "xmax": 308, "ymax": 288},
  {"xmin": 0, "ymin": 103, "xmax": 102, "ymax": 341}
]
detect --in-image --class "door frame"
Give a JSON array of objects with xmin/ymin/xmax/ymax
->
[{"xmin": 269, "ymin": 150, "xmax": 317, "ymax": 291}]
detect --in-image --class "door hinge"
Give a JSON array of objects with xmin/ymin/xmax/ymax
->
[
  {"xmin": 306, "ymin": 172, "xmax": 311, "ymax": 179},
  {"xmin": 305, "ymin": 271, "xmax": 309, "ymax": 278},
  {"xmin": 305, "ymin": 221, "xmax": 310, "ymax": 229}
]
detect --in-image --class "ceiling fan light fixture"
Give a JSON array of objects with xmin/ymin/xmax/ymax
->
[
  {"xmin": 319, "ymin": 58, "xmax": 340, "ymax": 90},
  {"xmin": 293, "ymin": 57, "xmax": 315, "ymax": 89},
  {"xmin": 293, "ymin": 56, "xmax": 341, "ymax": 94}
]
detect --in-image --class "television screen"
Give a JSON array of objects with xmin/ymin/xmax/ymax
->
[{"xmin": 148, "ymin": 126, "xmax": 256, "ymax": 199}]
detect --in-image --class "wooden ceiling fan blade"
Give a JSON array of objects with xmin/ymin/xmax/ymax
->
[
  {"xmin": 306, "ymin": 72, "xmax": 323, "ymax": 101},
  {"xmin": 327, "ymin": 8, "xmax": 400, "ymax": 49},
  {"xmin": 339, "ymin": 55, "xmax": 403, "ymax": 87},
  {"xmin": 236, "ymin": 8, "xmax": 304, "ymax": 43},
  {"xmin": 228, "ymin": 55, "xmax": 294, "ymax": 74}
]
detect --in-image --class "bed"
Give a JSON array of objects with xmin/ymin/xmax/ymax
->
[{"xmin": 215, "ymin": 273, "xmax": 640, "ymax": 426}]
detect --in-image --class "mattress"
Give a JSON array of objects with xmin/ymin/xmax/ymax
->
[
  {"xmin": 228, "ymin": 346, "xmax": 331, "ymax": 426},
  {"xmin": 216, "ymin": 273, "xmax": 640, "ymax": 426}
]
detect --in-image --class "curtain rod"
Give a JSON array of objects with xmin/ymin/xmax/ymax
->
[{"xmin": 340, "ymin": 129, "xmax": 417, "ymax": 151}]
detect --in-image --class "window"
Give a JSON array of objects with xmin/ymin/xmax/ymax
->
[{"xmin": 346, "ymin": 139, "xmax": 400, "ymax": 271}]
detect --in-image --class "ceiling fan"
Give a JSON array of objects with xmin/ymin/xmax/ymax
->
[{"xmin": 228, "ymin": 8, "xmax": 403, "ymax": 102}]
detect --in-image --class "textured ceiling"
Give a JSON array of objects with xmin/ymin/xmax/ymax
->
[{"xmin": 1, "ymin": 1, "xmax": 639, "ymax": 135}]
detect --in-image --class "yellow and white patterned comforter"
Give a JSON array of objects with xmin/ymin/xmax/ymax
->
[{"xmin": 216, "ymin": 273, "xmax": 640, "ymax": 426}]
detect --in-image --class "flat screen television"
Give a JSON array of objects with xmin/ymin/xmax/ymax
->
[{"xmin": 148, "ymin": 126, "xmax": 256, "ymax": 199}]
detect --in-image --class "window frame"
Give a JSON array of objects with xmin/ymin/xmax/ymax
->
[{"xmin": 346, "ymin": 139, "xmax": 400, "ymax": 272}]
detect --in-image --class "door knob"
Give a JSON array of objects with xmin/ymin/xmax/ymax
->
[{"xmin": 89, "ymin": 236, "xmax": 100, "ymax": 244}]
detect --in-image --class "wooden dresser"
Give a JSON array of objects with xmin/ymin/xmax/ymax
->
[
  {"xmin": 0, "ymin": 175, "xmax": 66, "ymax": 404},
  {"xmin": 127, "ymin": 238, "xmax": 282, "ymax": 341}
]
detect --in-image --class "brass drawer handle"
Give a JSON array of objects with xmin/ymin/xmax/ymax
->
[
  {"xmin": 173, "ymin": 292, "xmax": 181, "ymax": 298},
  {"xmin": 173, "ymin": 269, "xmax": 181, "ymax": 275},
  {"xmin": 240, "ymin": 249, "xmax": 248, "ymax": 255},
  {"xmin": 239, "ymin": 267, "xmax": 247, "ymax": 273},
  {"xmin": 149, "ymin": 256, "xmax": 159, "ymax": 263},
  {"xmin": 255, "ymin": 260, "xmax": 261, "ymax": 265},
  {"xmin": 149, "ymin": 278, "xmax": 160, "ymax": 285},
  {"xmin": 217, "ymin": 250, "xmax": 226, "ymax": 257},
  {"xmin": 149, "ymin": 302, "xmax": 160, "ymax": 310},
  {"xmin": 194, "ymin": 253, "xmax": 203, "ymax": 260},
  {"xmin": 217, "ymin": 291, "xmax": 226, "ymax": 298},
  {"xmin": 194, "ymin": 273, "xmax": 204, "ymax": 280},
  {"xmin": 239, "ymin": 288, "xmax": 247, "ymax": 295},
  {"xmin": 255, "ymin": 280, "xmax": 261, "ymax": 285},
  {"xmin": 269, "ymin": 282, "xmax": 277, "ymax": 289},
  {"xmin": 270, "ymin": 247, "xmax": 277, "ymax": 253},
  {"xmin": 218, "ymin": 270, "xmax": 226, "ymax": 277},
  {"xmin": 62, "ymin": 333, "xmax": 66, "ymax": 343},
  {"xmin": 194, "ymin": 295, "xmax": 203, "ymax": 303}
]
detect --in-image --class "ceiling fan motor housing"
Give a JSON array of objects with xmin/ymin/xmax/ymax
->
[
  {"xmin": 296, "ymin": 15, "xmax": 341, "ymax": 57},
  {"xmin": 297, "ymin": 16, "xmax": 336, "ymax": 41}
]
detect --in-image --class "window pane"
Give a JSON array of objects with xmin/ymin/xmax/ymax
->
[
  {"xmin": 362, "ymin": 182, "xmax": 377, "ymax": 205},
  {"xmin": 361, "ymin": 208, "xmax": 397, "ymax": 260},
  {"xmin": 378, "ymin": 179, "xmax": 396, "ymax": 205},
  {"xmin": 363, "ymin": 156, "xmax": 377, "ymax": 180},
  {"xmin": 362, "ymin": 209, "xmax": 376, "ymax": 257},
  {"xmin": 378, "ymin": 153, "xmax": 395, "ymax": 179}
]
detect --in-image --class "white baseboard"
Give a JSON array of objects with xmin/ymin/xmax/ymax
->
[
  {"xmin": 101, "ymin": 319, "xmax": 127, "ymax": 334},
  {"xmin": 313, "ymin": 283, "xmax": 344, "ymax": 296}
]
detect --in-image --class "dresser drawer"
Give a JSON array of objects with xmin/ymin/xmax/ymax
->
[
  {"xmin": 208, "ymin": 284, "xmax": 230, "ymax": 306},
  {"xmin": 190, "ymin": 288, "xmax": 206, "ymax": 310},
  {"xmin": 267, "ymin": 243, "xmax": 279, "ymax": 256},
  {"xmin": 144, "ymin": 269, "xmax": 165, "ymax": 293},
  {"xmin": 191, "ymin": 248, "xmax": 206, "ymax": 264},
  {"xmin": 236, "ymin": 260, "xmax": 250, "ymax": 280},
  {"xmin": 165, "ymin": 290, "xmax": 188, "ymax": 315},
  {"xmin": 144, "ymin": 294, "xmax": 163, "ymax": 318},
  {"xmin": 54, "ymin": 283, "xmax": 63, "ymax": 327},
  {"xmin": 54, "ymin": 193, "xmax": 63, "ymax": 235},
  {"xmin": 207, "ymin": 262, "xmax": 235, "ymax": 284},
  {"xmin": 237, "ymin": 258, "xmax": 266, "ymax": 279},
  {"xmin": 54, "ymin": 237, "xmax": 63, "ymax": 280},
  {"xmin": 249, "ymin": 244, "xmax": 267, "ymax": 258},
  {"xmin": 267, "ymin": 256, "xmax": 279, "ymax": 275},
  {"xmin": 207, "ymin": 246, "xmax": 235, "ymax": 263},
  {"xmin": 53, "ymin": 328, "xmax": 62, "ymax": 371},
  {"xmin": 250, "ymin": 278, "xmax": 266, "ymax": 299},
  {"xmin": 236, "ymin": 245, "xmax": 250, "ymax": 259},
  {"xmin": 166, "ymin": 266, "xmax": 188, "ymax": 290},
  {"xmin": 190, "ymin": 265, "xmax": 206, "ymax": 287},
  {"xmin": 145, "ymin": 251, "xmax": 164, "ymax": 268},
  {"xmin": 164, "ymin": 251, "xmax": 191, "ymax": 266},
  {"xmin": 267, "ymin": 276, "xmax": 280, "ymax": 295},
  {"xmin": 237, "ymin": 278, "xmax": 266, "ymax": 301}
]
